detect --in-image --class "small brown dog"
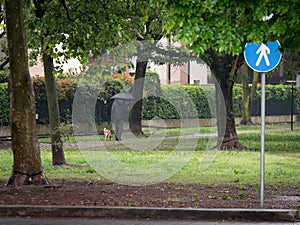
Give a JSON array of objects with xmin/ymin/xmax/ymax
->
[{"xmin": 103, "ymin": 128, "xmax": 112, "ymax": 141}]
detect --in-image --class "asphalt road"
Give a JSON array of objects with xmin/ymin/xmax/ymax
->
[{"xmin": 0, "ymin": 218, "xmax": 299, "ymax": 225}]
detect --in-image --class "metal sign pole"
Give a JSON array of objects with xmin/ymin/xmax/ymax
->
[
  {"xmin": 291, "ymin": 84, "xmax": 294, "ymax": 131},
  {"xmin": 286, "ymin": 81, "xmax": 297, "ymax": 130},
  {"xmin": 244, "ymin": 41, "xmax": 282, "ymax": 209},
  {"xmin": 260, "ymin": 72, "xmax": 266, "ymax": 208}
]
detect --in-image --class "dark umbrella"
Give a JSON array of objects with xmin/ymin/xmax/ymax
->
[{"xmin": 111, "ymin": 93, "xmax": 134, "ymax": 100}]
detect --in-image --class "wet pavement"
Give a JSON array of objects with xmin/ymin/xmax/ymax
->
[{"xmin": 0, "ymin": 218, "xmax": 299, "ymax": 225}]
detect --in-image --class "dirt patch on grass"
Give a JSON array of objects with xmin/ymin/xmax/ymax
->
[
  {"xmin": 0, "ymin": 180, "xmax": 299, "ymax": 210},
  {"xmin": 1, "ymin": 138, "xmax": 299, "ymax": 210}
]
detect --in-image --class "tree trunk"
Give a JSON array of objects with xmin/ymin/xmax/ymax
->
[
  {"xmin": 241, "ymin": 84, "xmax": 252, "ymax": 125},
  {"xmin": 240, "ymin": 68, "xmax": 258, "ymax": 125},
  {"xmin": 42, "ymin": 53, "xmax": 66, "ymax": 165},
  {"xmin": 250, "ymin": 71, "xmax": 259, "ymax": 107},
  {"xmin": 5, "ymin": 0, "xmax": 49, "ymax": 185},
  {"xmin": 210, "ymin": 51, "xmax": 244, "ymax": 150},
  {"xmin": 219, "ymin": 78, "xmax": 244, "ymax": 149},
  {"xmin": 129, "ymin": 60, "xmax": 148, "ymax": 135},
  {"xmin": 241, "ymin": 66, "xmax": 253, "ymax": 125},
  {"xmin": 34, "ymin": 0, "xmax": 66, "ymax": 165}
]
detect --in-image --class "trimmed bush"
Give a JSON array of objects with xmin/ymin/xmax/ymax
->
[
  {"xmin": 233, "ymin": 84, "xmax": 300, "ymax": 117},
  {"xmin": 0, "ymin": 83, "xmax": 9, "ymax": 125},
  {"xmin": 0, "ymin": 80, "xmax": 299, "ymax": 126},
  {"xmin": 151, "ymin": 85, "xmax": 215, "ymax": 119},
  {"xmin": 183, "ymin": 85, "xmax": 216, "ymax": 118},
  {"xmin": 34, "ymin": 76, "xmax": 130, "ymax": 124},
  {"xmin": 141, "ymin": 71, "xmax": 162, "ymax": 120},
  {"xmin": 0, "ymin": 69, "xmax": 9, "ymax": 83},
  {"xmin": 145, "ymin": 84, "xmax": 299, "ymax": 120},
  {"xmin": 33, "ymin": 77, "xmax": 77, "ymax": 124}
]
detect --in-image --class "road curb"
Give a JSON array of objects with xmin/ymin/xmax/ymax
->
[{"xmin": 0, "ymin": 205, "xmax": 298, "ymax": 222}]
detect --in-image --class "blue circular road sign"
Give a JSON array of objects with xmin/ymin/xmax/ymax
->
[{"xmin": 244, "ymin": 40, "xmax": 282, "ymax": 73}]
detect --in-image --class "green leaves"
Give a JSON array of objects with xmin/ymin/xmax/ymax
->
[{"xmin": 164, "ymin": 0, "xmax": 300, "ymax": 54}]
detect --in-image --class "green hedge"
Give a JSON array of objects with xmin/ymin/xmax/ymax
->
[
  {"xmin": 146, "ymin": 84, "xmax": 299, "ymax": 120},
  {"xmin": 233, "ymin": 84, "xmax": 300, "ymax": 117},
  {"xmin": 0, "ymin": 83, "xmax": 9, "ymax": 125},
  {"xmin": 151, "ymin": 85, "xmax": 216, "ymax": 119},
  {"xmin": 0, "ymin": 81, "xmax": 299, "ymax": 126},
  {"xmin": 33, "ymin": 76, "xmax": 129, "ymax": 124},
  {"xmin": 141, "ymin": 71, "xmax": 162, "ymax": 120}
]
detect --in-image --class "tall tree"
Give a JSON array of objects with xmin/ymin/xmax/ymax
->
[
  {"xmin": 164, "ymin": 0, "xmax": 300, "ymax": 149},
  {"xmin": 129, "ymin": 2, "xmax": 164, "ymax": 135},
  {"xmin": 26, "ymin": 0, "xmax": 133, "ymax": 164},
  {"xmin": 4, "ymin": 0, "xmax": 48, "ymax": 185},
  {"xmin": 26, "ymin": 0, "xmax": 154, "ymax": 141},
  {"xmin": 31, "ymin": 0, "xmax": 66, "ymax": 166}
]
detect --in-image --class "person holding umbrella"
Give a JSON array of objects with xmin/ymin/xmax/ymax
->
[{"xmin": 111, "ymin": 93, "xmax": 133, "ymax": 141}]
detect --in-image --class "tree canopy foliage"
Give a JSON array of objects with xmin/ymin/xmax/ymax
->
[
  {"xmin": 163, "ymin": 0, "xmax": 300, "ymax": 54},
  {"xmin": 25, "ymin": 0, "xmax": 161, "ymax": 66}
]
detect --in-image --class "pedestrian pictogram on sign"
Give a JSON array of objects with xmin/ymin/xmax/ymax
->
[
  {"xmin": 244, "ymin": 41, "xmax": 282, "ymax": 73},
  {"xmin": 255, "ymin": 43, "xmax": 270, "ymax": 67}
]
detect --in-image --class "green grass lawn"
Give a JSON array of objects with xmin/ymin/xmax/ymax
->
[{"xmin": 0, "ymin": 125, "xmax": 299, "ymax": 186}]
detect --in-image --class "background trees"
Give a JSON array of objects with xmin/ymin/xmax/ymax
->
[
  {"xmin": 3, "ymin": 0, "xmax": 299, "ymax": 187},
  {"xmin": 163, "ymin": 0, "xmax": 300, "ymax": 149},
  {"xmin": 3, "ymin": 0, "xmax": 164, "ymax": 179},
  {"xmin": 27, "ymin": 0, "xmax": 129, "ymax": 165},
  {"xmin": 25, "ymin": 0, "xmax": 138, "ymax": 165},
  {"xmin": 128, "ymin": 2, "xmax": 165, "ymax": 136}
]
